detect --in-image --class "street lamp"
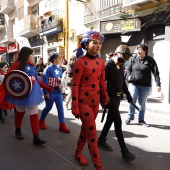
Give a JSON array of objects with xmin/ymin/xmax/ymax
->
[{"xmin": 121, "ymin": 34, "xmax": 131, "ymax": 43}]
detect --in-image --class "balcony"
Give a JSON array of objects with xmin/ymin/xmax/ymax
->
[
  {"xmin": 0, "ymin": 0, "xmax": 15, "ymax": 15},
  {"xmin": 1, "ymin": 35, "xmax": 16, "ymax": 44},
  {"xmin": 39, "ymin": 14, "xmax": 63, "ymax": 36},
  {"xmin": 18, "ymin": 14, "xmax": 38, "ymax": 38},
  {"xmin": 27, "ymin": 0, "xmax": 39, "ymax": 7}
]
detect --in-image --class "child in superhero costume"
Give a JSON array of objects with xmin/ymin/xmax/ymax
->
[
  {"xmin": 72, "ymin": 31, "xmax": 108, "ymax": 170},
  {"xmin": 0, "ymin": 62, "xmax": 14, "ymax": 122},
  {"xmin": 4, "ymin": 47, "xmax": 53, "ymax": 145},
  {"xmin": 39, "ymin": 52, "xmax": 70, "ymax": 133}
]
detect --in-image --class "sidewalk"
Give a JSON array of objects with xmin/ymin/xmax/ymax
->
[{"xmin": 120, "ymin": 99, "xmax": 170, "ymax": 116}]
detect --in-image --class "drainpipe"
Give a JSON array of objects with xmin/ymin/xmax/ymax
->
[{"xmin": 65, "ymin": 0, "xmax": 69, "ymax": 61}]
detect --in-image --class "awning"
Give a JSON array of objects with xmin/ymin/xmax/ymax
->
[
  {"xmin": 39, "ymin": 27, "xmax": 63, "ymax": 37},
  {"xmin": 0, "ymin": 46, "xmax": 6, "ymax": 53}
]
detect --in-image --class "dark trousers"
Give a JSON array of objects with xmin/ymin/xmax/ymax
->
[{"xmin": 99, "ymin": 93, "xmax": 128, "ymax": 153}]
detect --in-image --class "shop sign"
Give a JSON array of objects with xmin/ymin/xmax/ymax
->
[
  {"xmin": 100, "ymin": 18, "xmax": 141, "ymax": 34},
  {"xmin": 0, "ymin": 46, "xmax": 6, "ymax": 53},
  {"xmin": 7, "ymin": 43, "xmax": 19, "ymax": 53}
]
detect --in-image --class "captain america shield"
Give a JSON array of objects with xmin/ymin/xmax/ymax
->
[{"xmin": 4, "ymin": 70, "xmax": 32, "ymax": 99}]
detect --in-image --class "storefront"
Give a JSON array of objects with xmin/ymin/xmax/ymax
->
[
  {"xmin": 6, "ymin": 43, "xmax": 19, "ymax": 66},
  {"xmin": 126, "ymin": 13, "xmax": 170, "ymax": 103},
  {"xmin": 96, "ymin": 18, "xmax": 141, "ymax": 60}
]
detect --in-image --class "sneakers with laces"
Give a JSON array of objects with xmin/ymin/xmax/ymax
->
[
  {"xmin": 138, "ymin": 120, "xmax": 149, "ymax": 127},
  {"xmin": 125, "ymin": 118, "xmax": 134, "ymax": 125},
  {"xmin": 122, "ymin": 151, "xmax": 137, "ymax": 161},
  {"xmin": 98, "ymin": 137, "xmax": 113, "ymax": 151}
]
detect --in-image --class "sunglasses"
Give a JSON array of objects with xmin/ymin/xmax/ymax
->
[
  {"xmin": 117, "ymin": 57, "xmax": 125, "ymax": 64},
  {"xmin": 116, "ymin": 52, "xmax": 131, "ymax": 59},
  {"xmin": 70, "ymin": 59, "xmax": 76, "ymax": 61}
]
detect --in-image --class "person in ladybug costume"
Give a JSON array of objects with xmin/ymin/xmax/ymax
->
[
  {"xmin": 72, "ymin": 31, "xmax": 108, "ymax": 170},
  {"xmin": 4, "ymin": 47, "xmax": 53, "ymax": 145}
]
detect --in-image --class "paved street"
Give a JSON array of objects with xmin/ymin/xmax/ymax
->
[{"xmin": 0, "ymin": 100, "xmax": 170, "ymax": 170}]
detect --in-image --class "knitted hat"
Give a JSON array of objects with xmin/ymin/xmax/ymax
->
[
  {"xmin": 0, "ymin": 62, "xmax": 8, "ymax": 68},
  {"xmin": 74, "ymin": 31, "xmax": 104, "ymax": 59},
  {"xmin": 115, "ymin": 45, "xmax": 131, "ymax": 59}
]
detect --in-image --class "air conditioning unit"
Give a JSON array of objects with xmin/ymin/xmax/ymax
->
[
  {"xmin": 40, "ymin": 18, "xmax": 48, "ymax": 32},
  {"xmin": 48, "ymin": 15, "xmax": 60, "ymax": 28}
]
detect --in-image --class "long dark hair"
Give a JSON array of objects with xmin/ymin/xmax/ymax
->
[{"xmin": 16, "ymin": 47, "xmax": 33, "ymax": 71}]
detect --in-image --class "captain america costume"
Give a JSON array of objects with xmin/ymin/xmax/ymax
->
[{"xmin": 39, "ymin": 64, "xmax": 67, "ymax": 129}]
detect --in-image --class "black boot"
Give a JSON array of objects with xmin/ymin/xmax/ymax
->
[
  {"xmin": 33, "ymin": 134, "xmax": 46, "ymax": 145},
  {"xmin": 121, "ymin": 145, "xmax": 137, "ymax": 161},
  {"xmin": 15, "ymin": 128, "xmax": 24, "ymax": 140},
  {"xmin": 98, "ymin": 117, "xmax": 113, "ymax": 151},
  {"xmin": 0, "ymin": 108, "xmax": 5, "ymax": 123},
  {"xmin": 98, "ymin": 137, "xmax": 113, "ymax": 151},
  {"xmin": 122, "ymin": 150, "xmax": 137, "ymax": 161}
]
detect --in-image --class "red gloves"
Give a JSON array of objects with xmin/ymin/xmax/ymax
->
[
  {"xmin": 72, "ymin": 106, "xmax": 80, "ymax": 119},
  {"xmin": 38, "ymin": 80, "xmax": 54, "ymax": 92}
]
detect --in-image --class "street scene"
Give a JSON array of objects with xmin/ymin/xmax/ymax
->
[
  {"xmin": 0, "ymin": 0, "xmax": 170, "ymax": 170},
  {"xmin": 0, "ymin": 100, "xmax": 170, "ymax": 170}
]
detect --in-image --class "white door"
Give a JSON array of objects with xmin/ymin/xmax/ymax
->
[{"xmin": 147, "ymin": 40, "xmax": 164, "ymax": 100}]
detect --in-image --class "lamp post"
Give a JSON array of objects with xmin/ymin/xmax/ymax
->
[{"xmin": 65, "ymin": 0, "xmax": 69, "ymax": 61}]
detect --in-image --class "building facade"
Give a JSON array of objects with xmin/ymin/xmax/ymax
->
[
  {"xmin": 0, "ymin": 0, "xmax": 170, "ymax": 104},
  {"xmin": 82, "ymin": 0, "xmax": 170, "ymax": 104}
]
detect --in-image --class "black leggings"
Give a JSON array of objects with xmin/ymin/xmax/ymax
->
[{"xmin": 100, "ymin": 94, "xmax": 128, "ymax": 153}]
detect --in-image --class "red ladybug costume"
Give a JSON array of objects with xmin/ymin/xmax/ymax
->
[{"xmin": 72, "ymin": 31, "xmax": 108, "ymax": 170}]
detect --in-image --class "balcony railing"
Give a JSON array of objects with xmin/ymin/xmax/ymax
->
[
  {"xmin": 83, "ymin": 0, "xmax": 130, "ymax": 25},
  {"xmin": 18, "ymin": 14, "xmax": 38, "ymax": 38},
  {"xmin": 84, "ymin": 4, "xmax": 123, "ymax": 24},
  {"xmin": 0, "ymin": 0, "xmax": 15, "ymax": 15},
  {"xmin": 39, "ymin": 9, "xmax": 64, "ymax": 34}
]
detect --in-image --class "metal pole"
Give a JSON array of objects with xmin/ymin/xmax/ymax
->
[{"xmin": 65, "ymin": 0, "xmax": 69, "ymax": 61}]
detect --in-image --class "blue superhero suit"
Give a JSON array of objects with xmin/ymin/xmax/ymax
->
[{"xmin": 39, "ymin": 64, "xmax": 70, "ymax": 133}]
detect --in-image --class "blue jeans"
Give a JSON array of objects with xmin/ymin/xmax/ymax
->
[{"xmin": 128, "ymin": 83, "xmax": 151, "ymax": 121}]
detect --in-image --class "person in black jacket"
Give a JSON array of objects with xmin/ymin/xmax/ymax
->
[
  {"xmin": 98, "ymin": 45, "xmax": 137, "ymax": 161},
  {"xmin": 36, "ymin": 58, "xmax": 46, "ymax": 80},
  {"xmin": 125, "ymin": 43, "xmax": 161, "ymax": 126}
]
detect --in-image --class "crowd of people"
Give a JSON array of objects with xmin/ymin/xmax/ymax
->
[{"xmin": 0, "ymin": 30, "xmax": 161, "ymax": 170}]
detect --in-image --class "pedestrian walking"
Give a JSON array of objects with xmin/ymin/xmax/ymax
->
[
  {"xmin": 0, "ymin": 62, "xmax": 11, "ymax": 122},
  {"xmin": 39, "ymin": 52, "xmax": 70, "ymax": 133},
  {"xmin": 4, "ymin": 47, "xmax": 53, "ymax": 145},
  {"xmin": 72, "ymin": 31, "xmax": 108, "ymax": 170},
  {"xmin": 98, "ymin": 45, "xmax": 137, "ymax": 161},
  {"xmin": 125, "ymin": 43, "xmax": 161, "ymax": 126},
  {"xmin": 64, "ymin": 55, "xmax": 76, "ymax": 110},
  {"xmin": 35, "ymin": 57, "xmax": 46, "ymax": 80}
]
